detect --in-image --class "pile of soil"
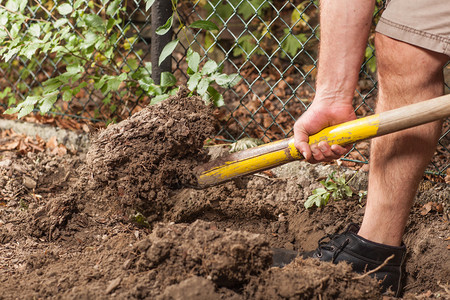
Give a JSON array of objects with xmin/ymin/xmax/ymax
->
[{"xmin": 0, "ymin": 89, "xmax": 449, "ymax": 299}]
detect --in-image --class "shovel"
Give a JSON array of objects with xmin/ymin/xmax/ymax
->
[{"xmin": 196, "ymin": 94, "xmax": 450, "ymax": 188}]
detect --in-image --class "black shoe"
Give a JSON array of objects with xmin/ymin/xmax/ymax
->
[{"xmin": 272, "ymin": 224, "xmax": 406, "ymax": 297}]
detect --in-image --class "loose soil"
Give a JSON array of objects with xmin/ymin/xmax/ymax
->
[{"xmin": 0, "ymin": 89, "xmax": 449, "ymax": 299}]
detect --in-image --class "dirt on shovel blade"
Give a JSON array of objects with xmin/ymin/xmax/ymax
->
[{"xmin": 0, "ymin": 88, "xmax": 449, "ymax": 299}]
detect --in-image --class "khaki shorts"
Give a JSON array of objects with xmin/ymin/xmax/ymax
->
[{"xmin": 376, "ymin": 0, "xmax": 450, "ymax": 56}]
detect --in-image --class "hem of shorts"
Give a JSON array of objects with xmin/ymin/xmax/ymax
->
[{"xmin": 376, "ymin": 17, "xmax": 450, "ymax": 56}]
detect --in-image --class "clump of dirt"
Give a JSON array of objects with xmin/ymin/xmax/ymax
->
[
  {"xmin": 83, "ymin": 86, "xmax": 217, "ymax": 219},
  {"xmin": 129, "ymin": 220, "xmax": 271, "ymax": 289}
]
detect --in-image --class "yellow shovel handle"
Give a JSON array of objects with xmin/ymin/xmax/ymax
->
[{"xmin": 197, "ymin": 94, "xmax": 450, "ymax": 188}]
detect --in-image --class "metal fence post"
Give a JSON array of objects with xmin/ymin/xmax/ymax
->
[{"xmin": 151, "ymin": 0, "xmax": 173, "ymax": 84}]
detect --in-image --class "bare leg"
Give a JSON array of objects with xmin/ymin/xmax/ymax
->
[{"xmin": 358, "ymin": 33, "xmax": 448, "ymax": 246}]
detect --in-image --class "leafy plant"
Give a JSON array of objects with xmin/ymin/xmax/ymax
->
[
  {"xmin": 186, "ymin": 49, "xmax": 240, "ymax": 106},
  {"xmin": 304, "ymin": 171, "xmax": 354, "ymax": 209},
  {"xmin": 0, "ymin": 0, "xmax": 240, "ymax": 119},
  {"xmin": 0, "ymin": 0, "xmax": 156, "ymax": 118},
  {"xmin": 152, "ymin": 1, "xmax": 241, "ymax": 105}
]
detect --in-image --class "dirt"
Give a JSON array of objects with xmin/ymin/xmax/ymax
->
[{"xmin": 0, "ymin": 89, "xmax": 449, "ymax": 299}]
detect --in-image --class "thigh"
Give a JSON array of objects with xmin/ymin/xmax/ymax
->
[
  {"xmin": 375, "ymin": 33, "xmax": 448, "ymax": 110},
  {"xmin": 376, "ymin": 0, "xmax": 450, "ymax": 56}
]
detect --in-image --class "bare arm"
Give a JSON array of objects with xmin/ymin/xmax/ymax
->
[{"xmin": 294, "ymin": 0, "xmax": 375, "ymax": 162}]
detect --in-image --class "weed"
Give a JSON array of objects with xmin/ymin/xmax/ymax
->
[{"xmin": 304, "ymin": 171, "xmax": 354, "ymax": 209}]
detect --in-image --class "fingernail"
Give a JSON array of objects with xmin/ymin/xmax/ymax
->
[{"xmin": 302, "ymin": 152, "xmax": 307, "ymax": 158}]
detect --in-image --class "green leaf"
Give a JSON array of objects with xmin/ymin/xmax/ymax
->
[
  {"xmin": 281, "ymin": 29, "xmax": 307, "ymax": 58},
  {"xmin": 304, "ymin": 188, "xmax": 330, "ymax": 209},
  {"xmin": 57, "ymin": 3, "xmax": 73, "ymax": 15},
  {"xmin": 21, "ymin": 43, "xmax": 40, "ymax": 59},
  {"xmin": 197, "ymin": 77, "xmax": 211, "ymax": 96},
  {"xmin": 187, "ymin": 73, "xmax": 201, "ymax": 91},
  {"xmin": 201, "ymin": 60, "xmax": 218, "ymax": 75},
  {"xmin": 83, "ymin": 14, "xmax": 105, "ymax": 32},
  {"xmin": 145, "ymin": 0, "xmax": 155, "ymax": 11},
  {"xmin": 160, "ymin": 72, "xmax": 176, "ymax": 87},
  {"xmin": 54, "ymin": 19, "xmax": 68, "ymax": 28},
  {"xmin": 29, "ymin": 23, "xmax": 40, "ymax": 37},
  {"xmin": 168, "ymin": 87, "xmax": 178, "ymax": 95},
  {"xmin": 106, "ymin": 73, "xmax": 127, "ymax": 92},
  {"xmin": 238, "ymin": 0, "xmax": 271, "ymax": 20},
  {"xmin": 213, "ymin": 73, "xmax": 231, "ymax": 86},
  {"xmin": 0, "ymin": 15, "xmax": 7, "ymax": 27},
  {"xmin": 82, "ymin": 32, "xmax": 99, "ymax": 48},
  {"xmin": 5, "ymin": 0, "xmax": 26, "ymax": 12},
  {"xmin": 66, "ymin": 64, "xmax": 84, "ymax": 75},
  {"xmin": 187, "ymin": 49, "xmax": 200, "ymax": 73},
  {"xmin": 106, "ymin": 0, "xmax": 121, "ymax": 16},
  {"xmin": 158, "ymin": 39, "xmax": 178, "ymax": 66},
  {"xmin": 62, "ymin": 90, "xmax": 72, "ymax": 102},
  {"xmin": 156, "ymin": 15, "xmax": 173, "ymax": 35},
  {"xmin": 4, "ymin": 106, "xmax": 20, "ymax": 115},
  {"xmin": 189, "ymin": 20, "xmax": 219, "ymax": 31},
  {"xmin": 43, "ymin": 78, "xmax": 62, "ymax": 93},
  {"xmin": 17, "ymin": 105, "xmax": 34, "ymax": 119},
  {"xmin": 0, "ymin": 87, "xmax": 12, "ymax": 99},
  {"xmin": 3, "ymin": 47, "xmax": 19, "ymax": 62},
  {"xmin": 233, "ymin": 34, "xmax": 264, "ymax": 58},
  {"xmin": 40, "ymin": 92, "xmax": 58, "ymax": 113},
  {"xmin": 151, "ymin": 94, "xmax": 169, "ymax": 104},
  {"xmin": 126, "ymin": 58, "xmax": 139, "ymax": 71},
  {"xmin": 74, "ymin": 0, "xmax": 84, "ymax": 9},
  {"xmin": 344, "ymin": 186, "xmax": 353, "ymax": 197}
]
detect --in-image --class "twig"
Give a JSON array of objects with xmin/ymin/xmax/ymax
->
[
  {"xmin": 352, "ymin": 254, "xmax": 395, "ymax": 280},
  {"xmin": 252, "ymin": 173, "xmax": 285, "ymax": 181},
  {"xmin": 0, "ymin": 4, "xmax": 49, "ymax": 23},
  {"xmin": 0, "ymin": 25, "xmax": 12, "ymax": 39},
  {"xmin": 32, "ymin": 0, "xmax": 57, "ymax": 21},
  {"xmin": 438, "ymin": 282, "xmax": 450, "ymax": 294},
  {"xmin": 32, "ymin": 0, "xmax": 87, "ymax": 39}
]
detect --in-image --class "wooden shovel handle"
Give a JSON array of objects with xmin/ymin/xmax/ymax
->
[{"xmin": 197, "ymin": 94, "xmax": 450, "ymax": 188}]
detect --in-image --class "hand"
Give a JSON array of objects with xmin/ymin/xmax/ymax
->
[{"xmin": 294, "ymin": 99, "xmax": 356, "ymax": 163}]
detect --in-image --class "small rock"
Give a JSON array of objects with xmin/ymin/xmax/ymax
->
[
  {"xmin": 0, "ymin": 159, "xmax": 12, "ymax": 168},
  {"xmin": 105, "ymin": 277, "xmax": 121, "ymax": 294},
  {"xmin": 135, "ymin": 239, "xmax": 151, "ymax": 252},
  {"xmin": 23, "ymin": 176, "xmax": 37, "ymax": 189}
]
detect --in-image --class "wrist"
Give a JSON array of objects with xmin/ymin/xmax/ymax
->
[{"xmin": 313, "ymin": 88, "xmax": 354, "ymax": 105}]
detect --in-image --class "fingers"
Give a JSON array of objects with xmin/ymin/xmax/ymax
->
[{"xmin": 295, "ymin": 139, "xmax": 352, "ymax": 163}]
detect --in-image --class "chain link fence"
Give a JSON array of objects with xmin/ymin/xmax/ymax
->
[{"xmin": 0, "ymin": 0, "xmax": 448, "ymax": 176}]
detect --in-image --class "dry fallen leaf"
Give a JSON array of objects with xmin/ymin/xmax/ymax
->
[
  {"xmin": 420, "ymin": 202, "xmax": 444, "ymax": 215},
  {"xmin": 420, "ymin": 202, "xmax": 434, "ymax": 215},
  {"xmin": 46, "ymin": 136, "xmax": 58, "ymax": 150},
  {"xmin": 0, "ymin": 140, "xmax": 19, "ymax": 151}
]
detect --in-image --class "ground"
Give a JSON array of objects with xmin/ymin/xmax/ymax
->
[{"xmin": 0, "ymin": 90, "xmax": 449, "ymax": 299}]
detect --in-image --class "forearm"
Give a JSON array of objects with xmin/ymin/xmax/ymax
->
[{"xmin": 316, "ymin": 0, "xmax": 375, "ymax": 102}]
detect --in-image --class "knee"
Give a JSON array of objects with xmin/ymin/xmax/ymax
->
[{"xmin": 375, "ymin": 33, "xmax": 447, "ymax": 91}]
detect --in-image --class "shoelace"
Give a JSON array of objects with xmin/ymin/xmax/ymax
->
[{"xmin": 315, "ymin": 233, "xmax": 350, "ymax": 262}]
